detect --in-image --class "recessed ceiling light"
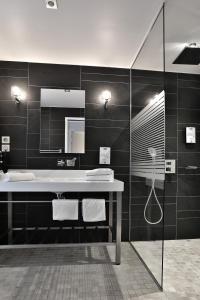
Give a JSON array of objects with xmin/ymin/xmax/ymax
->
[{"xmin": 45, "ymin": 0, "xmax": 58, "ymax": 9}]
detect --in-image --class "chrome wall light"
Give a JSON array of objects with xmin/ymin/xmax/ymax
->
[
  {"xmin": 11, "ymin": 86, "xmax": 26, "ymax": 104},
  {"xmin": 101, "ymin": 90, "xmax": 111, "ymax": 110}
]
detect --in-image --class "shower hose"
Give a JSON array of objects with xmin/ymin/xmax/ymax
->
[{"xmin": 144, "ymin": 157, "xmax": 163, "ymax": 225}]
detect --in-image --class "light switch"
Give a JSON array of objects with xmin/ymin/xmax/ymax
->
[
  {"xmin": 1, "ymin": 136, "xmax": 10, "ymax": 144},
  {"xmin": 1, "ymin": 144, "xmax": 10, "ymax": 152},
  {"xmin": 99, "ymin": 147, "xmax": 111, "ymax": 164}
]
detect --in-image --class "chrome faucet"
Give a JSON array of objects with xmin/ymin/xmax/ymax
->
[
  {"xmin": 57, "ymin": 157, "xmax": 77, "ymax": 167},
  {"xmin": 57, "ymin": 159, "xmax": 65, "ymax": 167}
]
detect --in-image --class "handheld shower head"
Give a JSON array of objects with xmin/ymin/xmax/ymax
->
[{"xmin": 148, "ymin": 147, "xmax": 157, "ymax": 159}]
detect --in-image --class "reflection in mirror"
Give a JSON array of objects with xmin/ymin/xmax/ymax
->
[
  {"xmin": 40, "ymin": 89, "xmax": 85, "ymax": 153},
  {"xmin": 65, "ymin": 117, "xmax": 85, "ymax": 153}
]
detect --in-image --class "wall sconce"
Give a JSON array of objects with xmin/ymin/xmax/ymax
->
[
  {"xmin": 11, "ymin": 86, "xmax": 26, "ymax": 104},
  {"xmin": 101, "ymin": 90, "xmax": 111, "ymax": 110}
]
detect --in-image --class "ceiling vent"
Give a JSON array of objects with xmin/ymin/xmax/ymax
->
[{"xmin": 45, "ymin": 0, "xmax": 58, "ymax": 9}]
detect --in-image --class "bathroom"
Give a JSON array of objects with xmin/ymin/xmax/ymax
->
[{"xmin": 0, "ymin": 0, "xmax": 200, "ymax": 299}]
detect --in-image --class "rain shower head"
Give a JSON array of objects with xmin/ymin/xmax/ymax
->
[
  {"xmin": 148, "ymin": 147, "xmax": 157, "ymax": 158},
  {"xmin": 173, "ymin": 45, "xmax": 200, "ymax": 65}
]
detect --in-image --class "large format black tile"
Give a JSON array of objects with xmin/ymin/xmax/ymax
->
[
  {"xmin": 82, "ymin": 80, "xmax": 129, "ymax": 106},
  {"xmin": 178, "ymin": 108, "xmax": 200, "ymax": 123},
  {"xmin": 130, "ymin": 226, "xmax": 164, "ymax": 241},
  {"xmin": 178, "ymin": 152, "xmax": 200, "ymax": 168},
  {"xmin": 6, "ymin": 150, "xmax": 26, "ymax": 166},
  {"xmin": 0, "ymin": 77, "xmax": 28, "ymax": 100},
  {"xmin": 28, "ymin": 109, "xmax": 40, "ymax": 134},
  {"xmin": 177, "ymin": 196, "xmax": 200, "ymax": 210},
  {"xmin": 178, "ymin": 175, "xmax": 200, "ymax": 196},
  {"xmin": 27, "ymin": 133, "xmax": 40, "ymax": 149},
  {"xmin": 0, "ymin": 68, "xmax": 28, "ymax": 77},
  {"xmin": 80, "ymin": 150, "xmax": 129, "ymax": 166},
  {"xmin": 178, "ymin": 79, "xmax": 200, "ymax": 89},
  {"xmin": 85, "ymin": 126, "xmax": 129, "ymax": 151},
  {"xmin": 165, "ymin": 93, "xmax": 177, "ymax": 110},
  {"xmin": 81, "ymin": 72, "xmax": 129, "ymax": 84},
  {"xmin": 178, "ymin": 87, "xmax": 200, "ymax": 109},
  {"xmin": 85, "ymin": 103, "xmax": 129, "ymax": 121},
  {"xmin": 82, "ymin": 66, "xmax": 129, "ymax": 76},
  {"xmin": 177, "ymin": 218, "xmax": 200, "ymax": 239},
  {"xmin": 29, "ymin": 63, "xmax": 81, "ymax": 88},
  {"xmin": 0, "ymin": 60, "xmax": 28, "ymax": 69},
  {"xmin": 0, "ymin": 101, "xmax": 27, "ymax": 118},
  {"xmin": 131, "ymin": 203, "xmax": 175, "ymax": 226},
  {"xmin": 0, "ymin": 116, "xmax": 26, "ymax": 125},
  {"xmin": 166, "ymin": 115, "xmax": 177, "ymax": 138},
  {"xmin": 0, "ymin": 125, "xmax": 26, "ymax": 149}
]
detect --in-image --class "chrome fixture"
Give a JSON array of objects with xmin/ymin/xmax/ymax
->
[
  {"xmin": 101, "ymin": 90, "xmax": 111, "ymax": 110},
  {"xmin": 40, "ymin": 149, "xmax": 62, "ymax": 154},
  {"xmin": 57, "ymin": 157, "xmax": 77, "ymax": 167},
  {"xmin": 11, "ymin": 86, "xmax": 26, "ymax": 104},
  {"xmin": 66, "ymin": 157, "xmax": 77, "ymax": 167},
  {"xmin": 57, "ymin": 159, "xmax": 65, "ymax": 167},
  {"xmin": 45, "ymin": 0, "xmax": 58, "ymax": 9},
  {"xmin": 144, "ymin": 147, "xmax": 163, "ymax": 225}
]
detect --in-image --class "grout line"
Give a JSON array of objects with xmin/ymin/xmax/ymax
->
[
  {"xmin": 81, "ymin": 79, "xmax": 129, "ymax": 85},
  {"xmin": 81, "ymin": 72, "xmax": 129, "ymax": 77}
]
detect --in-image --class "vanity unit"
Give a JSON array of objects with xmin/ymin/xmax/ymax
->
[{"xmin": 0, "ymin": 170, "xmax": 124, "ymax": 265}]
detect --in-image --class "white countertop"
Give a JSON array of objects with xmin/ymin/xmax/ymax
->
[{"xmin": 0, "ymin": 170, "xmax": 124, "ymax": 192}]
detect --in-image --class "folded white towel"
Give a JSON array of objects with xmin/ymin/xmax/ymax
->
[
  {"xmin": 52, "ymin": 199, "xmax": 78, "ymax": 221},
  {"xmin": 82, "ymin": 199, "xmax": 106, "ymax": 222},
  {"xmin": 85, "ymin": 174, "xmax": 114, "ymax": 181},
  {"xmin": 85, "ymin": 168, "xmax": 113, "ymax": 176},
  {"xmin": 3, "ymin": 172, "xmax": 36, "ymax": 182}
]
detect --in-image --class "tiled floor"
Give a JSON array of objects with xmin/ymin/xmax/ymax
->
[
  {"xmin": 0, "ymin": 243, "xmax": 159, "ymax": 300},
  {"xmin": 133, "ymin": 239, "xmax": 200, "ymax": 300}
]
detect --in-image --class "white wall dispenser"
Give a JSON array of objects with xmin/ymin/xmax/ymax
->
[
  {"xmin": 186, "ymin": 127, "xmax": 196, "ymax": 143},
  {"xmin": 99, "ymin": 147, "xmax": 111, "ymax": 164}
]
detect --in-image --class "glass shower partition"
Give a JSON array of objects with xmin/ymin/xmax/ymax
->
[{"xmin": 130, "ymin": 5, "xmax": 165, "ymax": 288}]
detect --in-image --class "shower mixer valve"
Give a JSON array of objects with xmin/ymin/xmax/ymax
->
[{"xmin": 165, "ymin": 160, "xmax": 176, "ymax": 174}]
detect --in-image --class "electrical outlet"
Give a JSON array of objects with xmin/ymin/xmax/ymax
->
[
  {"xmin": 1, "ymin": 136, "xmax": 10, "ymax": 144},
  {"xmin": 1, "ymin": 144, "xmax": 10, "ymax": 152}
]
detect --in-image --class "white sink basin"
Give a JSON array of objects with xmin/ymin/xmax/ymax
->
[{"xmin": 0, "ymin": 169, "xmax": 124, "ymax": 192}]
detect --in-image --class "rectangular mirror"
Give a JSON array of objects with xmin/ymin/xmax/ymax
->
[{"xmin": 40, "ymin": 89, "xmax": 85, "ymax": 153}]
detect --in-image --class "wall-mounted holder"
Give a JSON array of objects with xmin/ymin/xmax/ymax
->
[
  {"xmin": 99, "ymin": 147, "xmax": 111, "ymax": 164},
  {"xmin": 11, "ymin": 86, "xmax": 26, "ymax": 104},
  {"xmin": 100, "ymin": 90, "xmax": 111, "ymax": 110},
  {"xmin": 186, "ymin": 127, "xmax": 196, "ymax": 143}
]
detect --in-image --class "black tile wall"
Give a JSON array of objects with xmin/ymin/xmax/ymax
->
[
  {"xmin": 0, "ymin": 61, "xmax": 130, "ymax": 244},
  {"xmin": 131, "ymin": 69, "xmax": 200, "ymax": 241}
]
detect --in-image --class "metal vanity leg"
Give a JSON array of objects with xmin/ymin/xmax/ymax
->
[
  {"xmin": 116, "ymin": 192, "xmax": 122, "ymax": 265},
  {"xmin": 7, "ymin": 192, "xmax": 13, "ymax": 245},
  {"xmin": 108, "ymin": 192, "xmax": 113, "ymax": 242}
]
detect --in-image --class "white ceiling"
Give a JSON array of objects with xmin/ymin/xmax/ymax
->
[
  {"xmin": 133, "ymin": 0, "xmax": 200, "ymax": 74},
  {"xmin": 0, "ymin": 0, "xmax": 163, "ymax": 68},
  {"xmin": 0, "ymin": 0, "xmax": 199, "ymax": 73}
]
